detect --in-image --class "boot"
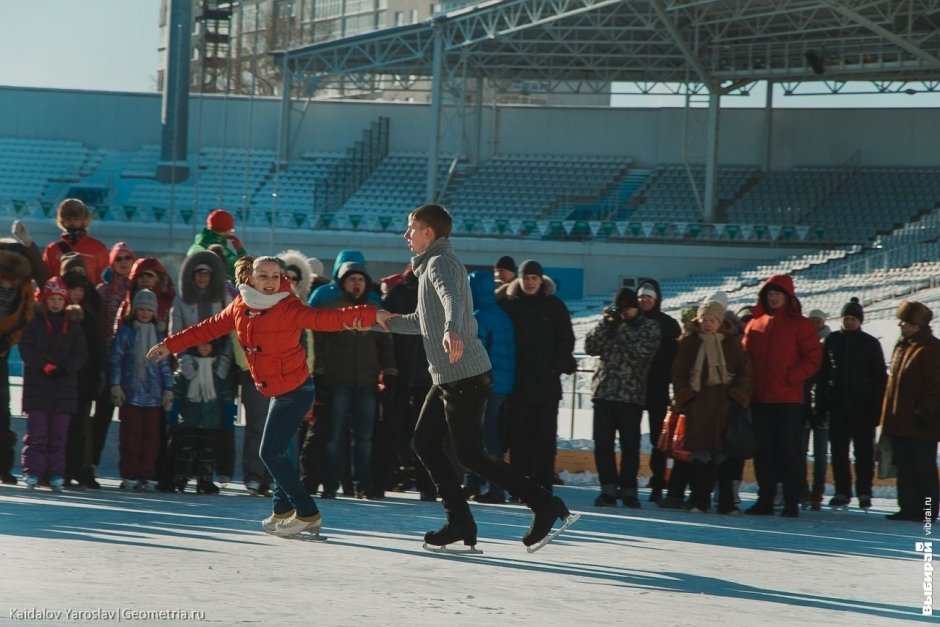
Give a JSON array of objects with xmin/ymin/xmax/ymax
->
[
  {"xmin": 523, "ymin": 492, "xmax": 570, "ymax": 547},
  {"xmin": 688, "ymin": 460, "xmax": 714, "ymax": 513},
  {"xmin": 716, "ymin": 459, "xmax": 738, "ymax": 514},
  {"xmin": 424, "ymin": 503, "xmax": 477, "ymax": 547},
  {"xmin": 79, "ymin": 466, "xmax": 100, "ymax": 489},
  {"xmin": 0, "ymin": 430, "xmax": 16, "ymax": 484},
  {"xmin": 810, "ymin": 488, "xmax": 824, "ymax": 511}
]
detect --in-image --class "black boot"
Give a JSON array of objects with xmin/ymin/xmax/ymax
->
[
  {"xmin": 689, "ymin": 460, "xmax": 716, "ymax": 513},
  {"xmin": 79, "ymin": 466, "xmax": 100, "ymax": 489},
  {"xmin": 0, "ymin": 430, "xmax": 16, "ymax": 484},
  {"xmin": 716, "ymin": 458, "xmax": 737, "ymax": 514},
  {"xmin": 424, "ymin": 504, "xmax": 477, "ymax": 547},
  {"xmin": 523, "ymin": 492, "xmax": 570, "ymax": 547}
]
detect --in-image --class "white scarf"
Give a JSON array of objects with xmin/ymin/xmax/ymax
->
[
  {"xmin": 238, "ymin": 284, "xmax": 290, "ymax": 310},
  {"xmin": 187, "ymin": 356, "xmax": 218, "ymax": 402},
  {"xmin": 133, "ymin": 320, "xmax": 158, "ymax": 382},
  {"xmin": 690, "ymin": 332, "xmax": 732, "ymax": 392}
]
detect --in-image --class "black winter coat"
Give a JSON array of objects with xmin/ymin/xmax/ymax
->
[
  {"xmin": 383, "ymin": 276, "xmax": 432, "ymax": 388},
  {"xmin": 639, "ymin": 279, "xmax": 681, "ymax": 406},
  {"xmin": 19, "ymin": 307, "xmax": 87, "ymax": 414},
  {"xmin": 815, "ymin": 328, "xmax": 887, "ymax": 427},
  {"xmin": 500, "ymin": 277, "xmax": 575, "ymax": 403}
]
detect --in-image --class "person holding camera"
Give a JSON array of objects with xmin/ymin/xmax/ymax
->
[{"xmin": 584, "ymin": 288, "xmax": 661, "ymax": 508}]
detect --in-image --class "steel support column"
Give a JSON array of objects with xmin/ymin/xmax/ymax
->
[
  {"xmin": 702, "ymin": 90, "xmax": 721, "ymax": 223},
  {"xmin": 425, "ymin": 26, "xmax": 444, "ymax": 203}
]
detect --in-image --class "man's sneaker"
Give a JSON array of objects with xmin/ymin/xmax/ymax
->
[
  {"xmin": 49, "ymin": 476, "xmax": 65, "ymax": 492},
  {"xmin": 275, "ymin": 512, "xmax": 323, "ymax": 537},
  {"xmin": 829, "ymin": 494, "xmax": 850, "ymax": 510},
  {"xmin": 593, "ymin": 493, "xmax": 617, "ymax": 507},
  {"xmin": 79, "ymin": 467, "xmax": 100, "ymax": 489},
  {"xmin": 858, "ymin": 495, "xmax": 872, "ymax": 511},
  {"xmin": 621, "ymin": 496, "xmax": 641, "ymax": 509},
  {"xmin": 261, "ymin": 509, "xmax": 295, "ymax": 534},
  {"xmin": 25, "ymin": 474, "xmax": 39, "ymax": 491}
]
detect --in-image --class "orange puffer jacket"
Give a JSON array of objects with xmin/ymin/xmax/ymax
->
[{"xmin": 165, "ymin": 279, "xmax": 377, "ymax": 397}]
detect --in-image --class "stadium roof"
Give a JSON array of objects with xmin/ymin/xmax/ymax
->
[{"xmin": 275, "ymin": 0, "xmax": 940, "ymax": 92}]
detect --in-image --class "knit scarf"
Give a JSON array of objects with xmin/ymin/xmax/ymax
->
[
  {"xmin": 690, "ymin": 332, "xmax": 731, "ymax": 392},
  {"xmin": 187, "ymin": 356, "xmax": 218, "ymax": 402},
  {"xmin": 132, "ymin": 320, "xmax": 157, "ymax": 382},
  {"xmin": 238, "ymin": 284, "xmax": 290, "ymax": 310}
]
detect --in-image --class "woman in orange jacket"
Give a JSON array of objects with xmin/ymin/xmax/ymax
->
[{"xmin": 148, "ymin": 256, "xmax": 391, "ymax": 537}]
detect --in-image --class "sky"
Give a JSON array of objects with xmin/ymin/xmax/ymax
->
[
  {"xmin": 0, "ymin": 0, "xmax": 163, "ymax": 93},
  {"xmin": 0, "ymin": 0, "xmax": 938, "ymax": 108}
]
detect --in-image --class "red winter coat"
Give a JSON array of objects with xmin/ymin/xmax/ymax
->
[
  {"xmin": 742, "ymin": 274, "xmax": 821, "ymax": 404},
  {"xmin": 43, "ymin": 234, "xmax": 110, "ymax": 284},
  {"xmin": 164, "ymin": 277, "xmax": 377, "ymax": 397}
]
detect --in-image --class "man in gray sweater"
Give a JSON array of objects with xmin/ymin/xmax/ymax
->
[{"xmin": 388, "ymin": 204, "xmax": 575, "ymax": 552}]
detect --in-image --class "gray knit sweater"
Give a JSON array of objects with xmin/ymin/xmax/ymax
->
[{"xmin": 387, "ymin": 237, "xmax": 491, "ymax": 384}]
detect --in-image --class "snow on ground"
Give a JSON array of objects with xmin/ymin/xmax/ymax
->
[{"xmin": 0, "ymin": 481, "xmax": 934, "ymax": 626}]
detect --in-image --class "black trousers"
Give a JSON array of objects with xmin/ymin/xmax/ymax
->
[
  {"xmin": 894, "ymin": 436, "xmax": 939, "ymax": 521},
  {"xmin": 507, "ymin": 397, "xmax": 559, "ymax": 492},
  {"xmin": 752, "ymin": 403, "xmax": 804, "ymax": 507},
  {"xmin": 646, "ymin": 395, "xmax": 668, "ymax": 490},
  {"xmin": 829, "ymin": 413, "xmax": 875, "ymax": 498},
  {"xmin": 412, "ymin": 372, "xmax": 544, "ymax": 513}
]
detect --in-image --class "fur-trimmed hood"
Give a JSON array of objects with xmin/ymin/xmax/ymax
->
[
  {"xmin": 0, "ymin": 246, "xmax": 33, "ymax": 283},
  {"xmin": 504, "ymin": 274, "xmax": 557, "ymax": 300},
  {"xmin": 179, "ymin": 250, "xmax": 227, "ymax": 305},
  {"xmin": 277, "ymin": 249, "xmax": 313, "ymax": 302}
]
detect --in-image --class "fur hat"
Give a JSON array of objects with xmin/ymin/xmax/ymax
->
[
  {"xmin": 41, "ymin": 277, "xmax": 68, "ymax": 302},
  {"xmin": 132, "ymin": 288, "xmax": 158, "ymax": 312},
  {"xmin": 56, "ymin": 198, "xmax": 92, "ymax": 230},
  {"xmin": 897, "ymin": 300, "xmax": 933, "ymax": 327},
  {"xmin": 59, "ymin": 252, "xmax": 87, "ymax": 277},
  {"xmin": 518, "ymin": 259, "xmax": 543, "ymax": 277},
  {"xmin": 207, "ymin": 209, "xmax": 235, "ymax": 233},
  {"xmin": 614, "ymin": 287, "xmax": 638, "ymax": 310},
  {"xmin": 495, "ymin": 255, "xmax": 517, "ymax": 274},
  {"xmin": 698, "ymin": 296, "xmax": 727, "ymax": 322},
  {"xmin": 0, "ymin": 246, "xmax": 32, "ymax": 282},
  {"xmin": 840, "ymin": 297, "xmax": 864, "ymax": 323}
]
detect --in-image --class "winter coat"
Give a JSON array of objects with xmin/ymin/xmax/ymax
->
[
  {"xmin": 19, "ymin": 306, "xmax": 87, "ymax": 414},
  {"xmin": 109, "ymin": 322, "xmax": 173, "ymax": 408},
  {"xmin": 169, "ymin": 251, "xmax": 233, "ymax": 379},
  {"xmin": 469, "ymin": 270, "xmax": 515, "ymax": 396},
  {"xmin": 639, "ymin": 279, "xmax": 681, "ymax": 406},
  {"xmin": 671, "ymin": 320, "xmax": 753, "ymax": 452},
  {"xmin": 742, "ymin": 275, "xmax": 821, "ymax": 404},
  {"xmin": 500, "ymin": 276, "xmax": 576, "ymax": 403},
  {"xmin": 187, "ymin": 228, "xmax": 246, "ymax": 281},
  {"xmin": 164, "ymin": 277, "xmax": 378, "ymax": 398},
  {"xmin": 584, "ymin": 312, "xmax": 660, "ymax": 405},
  {"xmin": 815, "ymin": 328, "xmax": 887, "ymax": 427},
  {"xmin": 308, "ymin": 250, "xmax": 382, "ymax": 307},
  {"xmin": 173, "ymin": 357, "xmax": 236, "ymax": 431},
  {"xmin": 42, "ymin": 233, "xmax": 110, "ymax": 283},
  {"xmin": 383, "ymin": 271, "xmax": 432, "ymax": 389},
  {"xmin": 880, "ymin": 327, "xmax": 940, "ymax": 441},
  {"xmin": 0, "ymin": 246, "xmax": 35, "ymax": 352},
  {"xmin": 315, "ymin": 264, "xmax": 396, "ymax": 387},
  {"xmin": 65, "ymin": 273, "xmax": 110, "ymax": 401},
  {"xmin": 96, "ymin": 274, "xmax": 129, "ymax": 340},
  {"xmin": 114, "ymin": 258, "xmax": 175, "ymax": 335}
]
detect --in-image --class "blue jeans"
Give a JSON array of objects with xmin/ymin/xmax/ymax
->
[
  {"xmin": 324, "ymin": 385, "xmax": 376, "ymax": 494},
  {"xmin": 260, "ymin": 378, "xmax": 317, "ymax": 517},
  {"xmin": 463, "ymin": 392, "xmax": 507, "ymax": 496}
]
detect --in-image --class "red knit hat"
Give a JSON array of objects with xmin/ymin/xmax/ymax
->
[
  {"xmin": 42, "ymin": 277, "xmax": 69, "ymax": 302},
  {"xmin": 207, "ymin": 209, "xmax": 235, "ymax": 233},
  {"xmin": 109, "ymin": 241, "xmax": 135, "ymax": 267}
]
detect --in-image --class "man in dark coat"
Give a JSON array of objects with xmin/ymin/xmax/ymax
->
[
  {"xmin": 636, "ymin": 279, "xmax": 680, "ymax": 502},
  {"xmin": 501, "ymin": 259, "xmax": 576, "ymax": 492},
  {"xmin": 881, "ymin": 300, "xmax": 940, "ymax": 522},
  {"xmin": 815, "ymin": 297, "xmax": 886, "ymax": 511}
]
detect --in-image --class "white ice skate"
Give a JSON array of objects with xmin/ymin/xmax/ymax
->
[
  {"xmin": 275, "ymin": 512, "xmax": 327, "ymax": 541},
  {"xmin": 525, "ymin": 512, "xmax": 581, "ymax": 554}
]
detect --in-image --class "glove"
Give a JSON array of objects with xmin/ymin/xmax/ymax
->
[
  {"xmin": 110, "ymin": 385, "xmax": 125, "ymax": 408},
  {"xmin": 179, "ymin": 354, "xmax": 196, "ymax": 379},
  {"xmin": 227, "ymin": 234, "xmax": 244, "ymax": 252},
  {"xmin": 162, "ymin": 390, "xmax": 174, "ymax": 412},
  {"xmin": 11, "ymin": 220, "xmax": 31, "ymax": 247},
  {"xmin": 43, "ymin": 363, "xmax": 59, "ymax": 378}
]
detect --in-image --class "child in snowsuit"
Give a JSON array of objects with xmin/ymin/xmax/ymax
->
[
  {"xmin": 19, "ymin": 277, "xmax": 87, "ymax": 490},
  {"xmin": 170, "ymin": 341, "xmax": 236, "ymax": 494},
  {"xmin": 110, "ymin": 289, "xmax": 174, "ymax": 490}
]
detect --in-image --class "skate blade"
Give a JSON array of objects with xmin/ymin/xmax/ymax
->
[
  {"xmin": 526, "ymin": 512, "xmax": 581, "ymax": 554},
  {"xmin": 422, "ymin": 542, "xmax": 483, "ymax": 555},
  {"xmin": 284, "ymin": 531, "xmax": 328, "ymax": 541}
]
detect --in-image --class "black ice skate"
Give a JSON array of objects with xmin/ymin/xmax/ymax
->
[
  {"xmin": 422, "ymin": 512, "xmax": 481, "ymax": 555},
  {"xmin": 523, "ymin": 494, "xmax": 580, "ymax": 553}
]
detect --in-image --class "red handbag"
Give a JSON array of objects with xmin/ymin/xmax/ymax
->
[{"xmin": 657, "ymin": 410, "xmax": 691, "ymax": 463}]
